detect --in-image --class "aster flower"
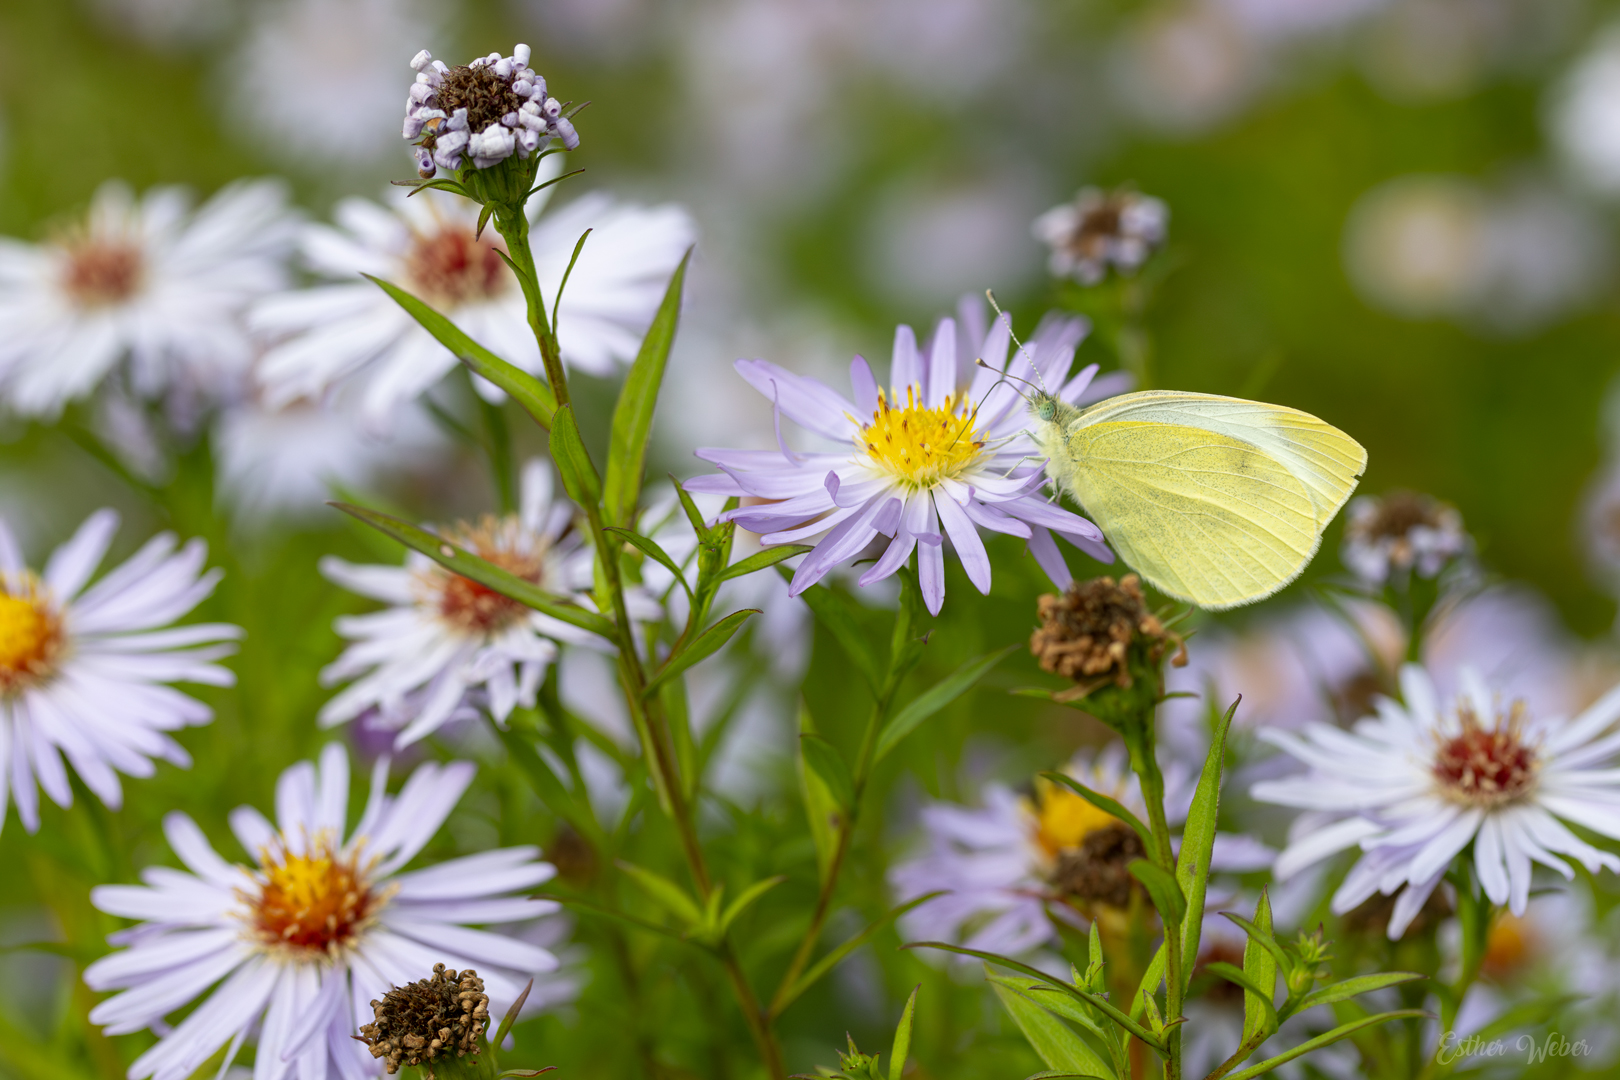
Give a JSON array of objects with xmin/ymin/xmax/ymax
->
[
  {"xmin": 319, "ymin": 460, "xmax": 651, "ymax": 747},
  {"xmin": 404, "ymin": 45, "xmax": 578, "ymax": 178},
  {"xmin": 1033, "ymin": 187, "xmax": 1169, "ymax": 286},
  {"xmin": 252, "ymin": 179, "xmax": 694, "ymax": 427},
  {"xmin": 1341, "ymin": 490, "xmax": 1470, "ymax": 587},
  {"xmin": 0, "ymin": 509, "xmax": 238, "ymax": 833},
  {"xmin": 890, "ymin": 743, "xmax": 1269, "ymax": 955},
  {"xmin": 1253, "ymin": 663, "xmax": 1620, "ymax": 940},
  {"xmin": 688, "ymin": 309, "xmax": 1124, "ymax": 615},
  {"xmin": 0, "ymin": 179, "xmax": 296, "ymax": 417},
  {"xmin": 83, "ymin": 743, "xmax": 561, "ymax": 1080}
]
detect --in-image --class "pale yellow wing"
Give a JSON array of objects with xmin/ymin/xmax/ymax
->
[{"xmin": 1061, "ymin": 391, "xmax": 1367, "ymax": 609}]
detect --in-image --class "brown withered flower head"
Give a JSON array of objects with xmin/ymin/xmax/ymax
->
[
  {"xmin": 1031, "ymin": 574, "xmax": 1186, "ymax": 704},
  {"xmin": 358, "ymin": 964, "xmax": 490, "ymax": 1077},
  {"xmin": 1050, "ymin": 822, "xmax": 1146, "ymax": 908}
]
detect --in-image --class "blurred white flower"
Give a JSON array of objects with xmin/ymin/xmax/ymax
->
[
  {"xmin": 870, "ymin": 173, "xmax": 1044, "ymax": 305},
  {"xmin": 253, "ymin": 181, "xmax": 694, "ymax": 427},
  {"xmin": 88, "ymin": 0, "xmax": 235, "ymax": 50},
  {"xmin": 318, "ymin": 461, "xmax": 629, "ymax": 747},
  {"xmin": 0, "ymin": 180, "xmax": 295, "ymax": 417},
  {"xmin": 1214, "ymin": 0, "xmax": 1391, "ymax": 40},
  {"xmin": 1034, "ymin": 187, "xmax": 1169, "ymax": 286},
  {"xmin": 227, "ymin": 0, "xmax": 439, "ymax": 167},
  {"xmin": 84, "ymin": 744, "xmax": 562, "ymax": 1080},
  {"xmin": 212, "ymin": 395, "xmax": 446, "ymax": 523},
  {"xmin": 1111, "ymin": 4, "xmax": 1262, "ymax": 134},
  {"xmin": 1342, "ymin": 490, "xmax": 1470, "ymax": 586},
  {"xmin": 1344, "ymin": 174, "xmax": 1606, "ymax": 331},
  {"xmin": 1550, "ymin": 23, "xmax": 1620, "ymax": 195},
  {"xmin": 0, "ymin": 510, "xmax": 239, "ymax": 833}
]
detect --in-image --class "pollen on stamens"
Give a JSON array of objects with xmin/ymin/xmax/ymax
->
[
  {"xmin": 423, "ymin": 516, "xmax": 549, "ymax": 635},
  {"xmin": 0, "ymin": 578, "xmax": 65, "ymax": 694},
  {"xmin": 246, "ymin": 832, "xmax": 390, "ymax": 957},
  {"xmin": 1431, "ymin": 700, "xmax": 1539, "ymax": 806},
  {"xmin": 855, "ymin": 388, "xmax": 983, "ymax": 489}
]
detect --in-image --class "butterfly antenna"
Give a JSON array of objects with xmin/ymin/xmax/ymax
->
[{"xmin": 986, "ymin": 289, "xmax": 1050, "ymax": 395}]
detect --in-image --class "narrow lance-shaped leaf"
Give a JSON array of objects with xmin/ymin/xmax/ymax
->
[
  {"xmin": 874, "ymin": 645, "xmax": 1018, "ymax": 762},
  {"xmin": 1128, "ymin": 860, "xmax": 1186, "ymax": 931},
  {"xmin": 550, "ymin": 404, "xmax": 602, "ymax": 508},
  {"xmin": 1240, "ymin": 889, "xmax": 1279, "ymax": 1046},
  {"xmin": 604, "ymin": 526, "xmax": 691, "ymax": 598},
  {"xmin": 713, "ymin": 544, "xmax": 814, "ymax": 585},
  {"xmin": 364, "ymin": 274, "xmax": 556, "ymax": 429},
  {"xmin": 990, "ymin": 972, "xmax": 1118, "ymax": 1080},
  {"xmin": 1178, "ymin": 695, "xmax": 1239, "ymax": 991},
  {"xmin": 492, "ymin": 979, "xmax": 533, "ymax": 1047},
  {"xmin": 772, "ymin": 892, "xmax": 942, "ymax": 1016},
  {"xmin": 718, "ymin": 876, "xmax": 788, "ymax": 937},
  {"xmin": 799, "ymin": 734, "xmax": 854, "ymax": 811},
  {"xmin": 1222, "ymin": 1011, "xmax": 1430, "ymax": 1080},
  {"xmin": 889, "ymin": 986, "xmax": 919, "ymax": 1080},
  {"xmin": 787, "ymin": 573, "xmax": 884, "ymax": 692},
  {"xmin": 1285, "ymin": 972, "xmax": 1426, "ymax": 1020},
  {"xmin": 642, "ymin": 609, "xmax": 758, "ymax": 698},
  {"xmin": 1039, "ymin": 772, "xmax": 1155, "ymax": 858},
  {"xmin": 330, "ymin": 502, "xmax": 614, "ymax": 638},
  {"xmin": 615, "ymin": 860, "xmax": 704, "ymax": 926},
  {"xmin": 1205, "ymin": 962, "xmax": 1278, "ymax": 1037},
  {"xmin": 796, "ymin": 705, "xmax": 840, "ymax": 885},
  {"xmin": 603, "ymin": 249, "xmax": 693, "ymax": 527}
]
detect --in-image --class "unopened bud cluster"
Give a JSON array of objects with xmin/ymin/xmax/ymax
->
[{"xmin": 404, "ymin": 45, "xmax": 579, "ymax": 178}]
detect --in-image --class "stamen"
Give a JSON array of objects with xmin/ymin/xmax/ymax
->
[
  {"xmin": 245, "ymin": 832, "xmax": 388, "ymax": 957},
  {"xmin": 855, "ymin": 388, "xmax": 982, "ymax": 489},
  {"xmin": 0, "ymin": 580, "xmax": 64, "ymax": 693},
  {"xmin": 1431, "ymin": 700, "xmax": 1538, "ymax": 806}
]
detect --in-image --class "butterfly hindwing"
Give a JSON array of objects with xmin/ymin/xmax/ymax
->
[{"xmin": 1053, "ymin": 391, "xmax": 1367, "ymax": 609}]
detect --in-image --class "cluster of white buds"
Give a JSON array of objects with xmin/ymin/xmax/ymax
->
[
  {"xmin": 403, "ymin": 44, "xmax": 580, "ymax": 179},
  {"xmin": 1033, "ymin": 187, "xmax": 1169, "ymax": 286}
]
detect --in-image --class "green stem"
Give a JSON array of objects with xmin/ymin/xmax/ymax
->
[
  {"xmin": 491, "ymin": 201, "xmax": 784, "ymax": 1080},
  {"xmin": 1131, "ymin": 722, "xmax": 1182, "ymax": 1080}
]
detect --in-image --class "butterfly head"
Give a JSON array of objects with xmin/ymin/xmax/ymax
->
[{"xmin": 1031, "ymin": 391, "xmax": 1061, "ymax": 424}]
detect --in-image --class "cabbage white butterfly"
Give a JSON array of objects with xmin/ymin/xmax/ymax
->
[{"xmin": 1027, "ymin": 386, "xmax": 1367, "ymax": 610}]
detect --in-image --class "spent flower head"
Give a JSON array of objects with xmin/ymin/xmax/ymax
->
[
  {"xmin": 405, "ymin": 45, "xmax": 578, "ymax": 188},
  {"xmin": 1031, "ymin": 574, "xmax": 1187, "ymax": 716},
  {"xmin": 359, "ymin": 963, "xmax": 490, "ymax": 1077}
]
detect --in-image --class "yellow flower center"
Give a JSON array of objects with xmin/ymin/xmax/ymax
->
[
  {"xmin": 0, "ymin": 582, "xmax": 63, "ymax": 693},
  {"xmin": 855, "ymin": 387, "xmax": 983, "ymax": 489},
  {"xmin": 1480, "ymin": 911, "xmax": 1536, "ymax": 982},
  {"xmin": 248, "ymin": 833, "xmax": 390, "ymax": 957},
  {"xmin": 1029, "ymin": 776, "xmax": 1122, "ymax": 860}
]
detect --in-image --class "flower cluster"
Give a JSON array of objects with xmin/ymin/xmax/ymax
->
[
  {"xmin": 405, "ymin": 45, "xmax": 578, "ymax": 178},
  {"xmin": 1342, "ymin": 489, "xmax": 1470, "ymax": 586}
]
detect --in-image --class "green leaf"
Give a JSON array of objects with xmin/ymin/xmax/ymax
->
[
  {"xmin": 889, "ymin": 985, "xmax": 919, "ymax": 1080},
  {"xmin": 603, "ymin": 249, "xmax": 692, "ymax": 527},
  {"xmin": 772, "ymin": 892, "xmax": 942, "ymax": 1016},
  {"xmin": 672, "ymin": 475, "xmax": 720, "ymax": 540},
  {"xmin": 364, "ymin": 274, "xmax": 556, "ymax": 429},
  {"xmin": 902, "ymin": 943, "xmax": 1163, "ymax": 1051},
  {"xmin": 1038, "ymin": 772, "xmax": 1155, "ymax": 857},
  {"xmin": 793, "ymin": 577, "xmax": 884, "ymax": 692},
  {"xmin": 797, "ymin": 706, "xmax": 841, "ymax": 882},
  {"xmin": 1286, "ymin": 972, "xmax": 1426, "ymax": 1020},
  {"xmin": 800, "ymin": 734, "xmax": 855, "ymax": 811},
  {"xmin": 1240, "ymin": 890, "xmax": 1279, "ymax": 1045},
  {"xmin": 1128, "ymin": 859, "xmax": 1186, "ymax": 930},
  {"xmin": 1130, "ymin": 945, "xmax": 1167, "ymax": 1021},
  {"xmin": 550, "ymin": 228, "xmax": 591, "ymax": 333},
  {"xmin": 874, "ymin": 645, "xmax": 1018, "ymax": 762},
  {"xmin": 1223, "ymin": 1010, "xmax": 1430, "ymax": 1080},
  {"xmin": 1220, "ymin": 910, "xmax": 1292, "ymax": 974},
  {"xmin": 549, "ymin": 404, "xmax": 602, "ymax": 509},
  {"xmin": 1177, "ymin": 694, "xmax": 1239, "ymax": 992},
  {"xmin": 718, "ymin": 875, "xmax": 788, "ymax": 936},
  {"xmin": 604, "ymin": 526, "xmax": 691, "ymax": 597},
  {"xmin": 990, "ymin": 971, "xmax": 1117, "ymax": 1080},
  {"xmin": 544, "ymin": 893, "xmax": 711, "ymax": 949},
  {"xmin": 714, "ymin": 544, "xmax": 815, "ymax": 584},
  {"xmin": 988, "ymin": 978, "xmax": 1106, "ymax": 1041},
  {"xmin": 1205, "ymin": 962, "xmax": 1278, "ymax": 1036},
  {"xmin": 643, "ymin": 609, "xmax": 758, "ymax": 698},
  {"xmin": 330, "ymin": 502, "xmax": 615, "ymax": 638},
  {"xmin": 492, "ymin": 979, "xmax": 532, "ymax": 1047},
  {"xmin": 616, "ymin": 860, "xmax": 703, "ymax": 926}
]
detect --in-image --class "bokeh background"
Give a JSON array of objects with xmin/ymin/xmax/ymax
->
[{"xmin": 7, "ymin": 0, "xmax": 1620, "ymax": 1076}]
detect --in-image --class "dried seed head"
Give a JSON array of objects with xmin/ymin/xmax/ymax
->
[
  {"xmin": 358, "ymin": 964, "xmax": 490, "ymax": 1077},
  {"xmin": 1030, "ymin": 574, "xmax": 1185, "ymax": 696},
  {"xmin": 1049, "ymin": 821, "xmax": 1145, "ymax": 908}
]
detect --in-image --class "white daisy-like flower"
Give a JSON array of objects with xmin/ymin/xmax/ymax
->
[
  {"xmin": 1033, "ymin": 187, "xmax": 1169, "ymax": 285},
  {"xmin": 890, "ymin": 743, "xmax": 1270, "ymax": 956},
  {"xmin": 318, "ymin": 460, "xmax": 647, "ymax": 747},
  {"xmin": 1341, "ymin": 490, "xmax": 1470, "ymax": 587},
  {"xmin": 0, "ymin": 179, "xmax": 296, "ymax": 417},
  {"xmin": 252, "ymin": 178, "xmax": 694, "ymax": 428},
  {"xmin": 404, "ymin": 45, "xmax": 579, "ymax": 178},
  {"xmin": 212, "ymin": 395, "xmax": 447, "ymax": 523},
  {"xmin": 0, "ymin": 509, "xmax": 238, "ymax": 834},
  {"xmin": 687, "ymin": 308, "xmax": 1128, "ymax": 615},
  {"xmin": 1254, "ymin": 663, "xmax": 1620, "ymax": 939},
  {"xmin": 84, "ymin": 743, "xmax": 562, "ymax": 1080}
]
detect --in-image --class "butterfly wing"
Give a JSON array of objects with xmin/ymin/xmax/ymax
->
[{"xmin": 1060, "ymin": 391, "xmax": 1367, "ymax": 609}]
